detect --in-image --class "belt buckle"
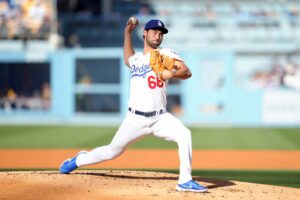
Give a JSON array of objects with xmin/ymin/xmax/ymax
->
[
  {"xmin": 152, "ymin": 111, "xmax": 156, "ymax": 117},
  {"xmin": 150, "ymin": 111, "xmax": 156, "ymax": 117},
  {"xmin": 145, "ymin": 111, "xmax": 155, "ymax": 117}
]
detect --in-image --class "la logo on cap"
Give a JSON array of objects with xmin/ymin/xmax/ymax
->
[{"xmin": 144, "ymin": 19, "xmax": 168, "ymax": 34}]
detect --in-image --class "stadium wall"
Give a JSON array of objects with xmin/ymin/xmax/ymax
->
[{"xmin": 0, "ymin": 47, "xmax": 300, "ymax": 126}]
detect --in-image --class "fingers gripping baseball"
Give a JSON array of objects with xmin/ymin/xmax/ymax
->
[
  {"xmin": 128, "ymin": 16, "xmax": 138, "ymax": 25},
  {"xmin": 125, "ymin": 16, "xmax": 139, "ymax": 32},
  {"xmin": 150, "ymin": 50, "xmax": 175, "ymax": 80}
]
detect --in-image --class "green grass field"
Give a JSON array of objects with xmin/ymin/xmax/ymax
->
[
  {"xmin": 0, "ymin": 125, "xmax": 300, "ymax": 188},
  {"xmin": 0, "ymin": 125, "xmax": 300, "ymax": 149}
]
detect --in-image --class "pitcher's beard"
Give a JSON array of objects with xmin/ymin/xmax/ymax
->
[{"xmin": 147, "ymin": 39, "xmax": 162, "ymax": 49}]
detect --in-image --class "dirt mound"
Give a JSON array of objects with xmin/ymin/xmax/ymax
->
[{"xmin": 0, "ymin": 170, "xmax": 299, "ymax": 200}]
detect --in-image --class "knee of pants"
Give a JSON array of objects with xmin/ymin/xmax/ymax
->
[
  {"xmin": 177, "ymin": 128, "xmax": 192, "ymax": 144},
  {"xmin": 185, "ymin": 128, "xmax": 192, "ymax": 142},
  {"xmin": 105, "ymin": 145, "xmax": 125, "ymax": 160}
]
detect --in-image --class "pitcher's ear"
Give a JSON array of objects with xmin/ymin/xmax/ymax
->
[{"xmin": 143, "ymin": 30, "xmax": 148, "ymax": 39}]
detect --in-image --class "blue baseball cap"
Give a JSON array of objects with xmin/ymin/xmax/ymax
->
[{"xmin": 144, "ymin": 19, "xmax": 168, "ymax": 34}]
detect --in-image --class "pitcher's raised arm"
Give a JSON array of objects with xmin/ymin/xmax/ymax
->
[{"xmin": 123, "ymin": 17, "xmax": 139, "ymax": 67}]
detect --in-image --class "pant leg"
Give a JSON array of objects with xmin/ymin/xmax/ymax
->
[
  {"xmin": 150, "ymin": 112, "xmax": 193, "ymax": 184},
  {"xmin": 76, "ymin": 112, "xmax": 149, "ymax": 167}
]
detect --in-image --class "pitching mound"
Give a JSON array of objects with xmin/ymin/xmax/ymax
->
[{"xmin": 0, "ymin": 170, "xmax": 299, "ymax": 200}]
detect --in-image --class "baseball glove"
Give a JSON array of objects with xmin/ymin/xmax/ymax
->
[{"xmin": 150, "ymin": 50, "xmax": 175, "ymax": 80}]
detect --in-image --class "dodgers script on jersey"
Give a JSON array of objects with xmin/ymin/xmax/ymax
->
[{"xmin": 128, "ymin": 48, "xmax": 182, "ymax": 111}]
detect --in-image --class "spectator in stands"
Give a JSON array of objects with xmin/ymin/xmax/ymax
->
[
  {"xmin": 68, "ymin": 33, "xmax": 80, "ymax": 48},
  {"xmin": 287, "ymin": 4, "xmax": 299, "ymax": 26},
  {"xmin": 6, "ymin": 4, "xmax": 22, "ymax": 39},
  {"xmin": 136, "ymin": 3, "xmax": 155, "ymax": 25},
  {"xmin": 283, "ymin": 62, "xmax": 300, "ymax": 90},
  {"xmin": 3, "ymin": 88, "xmax": 17, "ymax": 111},
  {"xmin": 0, "ymin": 1, "xmax": 8, "ymax": 37},
  {"xmin": 205, "ymin": 4, "xmax": 216, "ymax": 19},
  {"xmin": 26, "ymin": 0, "xmax": 47, "ymax": 36},
  {"xmin": 41, "ymin": 81, "xmax": 51, "ymax": 110},
  {"xmin": 250, "ymin": 70, "xmax": 270, "ymax": 89},
  {"xmin": 137, "ymin": 3, "xmax": 151, "ymax": 17}
]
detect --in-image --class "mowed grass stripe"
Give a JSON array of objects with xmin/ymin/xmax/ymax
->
[{"xmin": 0, "ymin": 126, "xmax": 300, "ymax": 149}]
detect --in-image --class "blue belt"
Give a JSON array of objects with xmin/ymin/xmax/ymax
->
[{"xmin": 128, "ymin": 107, "xmax": 164, "ymax": 117}]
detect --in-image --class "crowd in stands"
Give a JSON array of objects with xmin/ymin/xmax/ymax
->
[
  {"xmin": 248, "ymin": 56, "xmax": 300, "ymax": 90},
  {"xmin": 2, "ymin": 0, "xmax": 300, "ymax": 46},
  {"xmin": 157, "ymin": 1, "xmax": 299, "ymax": 18},
  {"xmin": 55, "ymin": 0, "xmax": 300, "ymax": 47},
  {"xmin": 0, "ymin": 82, "xmax": 51, "ymax": 112},
  {"xmin": 56, "ymin": 0, "xmax": 150, "ymax": 47},
  {"xmin": 0, "ymin": 0, "xmax": 53, "ymax": 39}
]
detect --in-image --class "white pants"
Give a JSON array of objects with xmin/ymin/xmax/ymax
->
[{"xmin": 76, "ymin": 111, "xmax": 193, "ymax": 184}]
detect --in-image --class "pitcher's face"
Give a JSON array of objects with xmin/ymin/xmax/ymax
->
[{"xmin": 144, "ymin": 29, "xmax": 163, "ymax": 48}]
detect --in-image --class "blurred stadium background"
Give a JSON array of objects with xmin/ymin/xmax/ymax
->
[
  {"xmin": 1, "ymin": 0, "xmax": 300, "ymax": 188},
  {"xmin": 1, "ymin": 0, "xmax": 300, "ymax": 126}
]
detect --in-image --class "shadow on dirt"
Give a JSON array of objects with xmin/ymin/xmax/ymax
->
[
  {"xmin": 76, "ymin": 170, "xmax": 235, "ymax": 189},
  {"xmin": 194, "ymin": 177, "xmax": 235, "ymax": 189}
]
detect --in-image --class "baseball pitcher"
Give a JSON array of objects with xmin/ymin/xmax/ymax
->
[{"xmin": 59, "ymin": 18, "xmax": 208, "ymax": 193}]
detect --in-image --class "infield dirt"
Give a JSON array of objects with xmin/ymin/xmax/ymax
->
[
  {"xmin": 1, "ymin": 149, "xmax": 300, "ymax": 169},
  {"xmin": 1, "ymin": 170, "xmax": 299, "ymax": 200}
]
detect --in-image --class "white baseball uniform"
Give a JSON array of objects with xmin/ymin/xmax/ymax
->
[{"xmin": 76, "ymin": 48, "xmax": 193, "ymax": 184}]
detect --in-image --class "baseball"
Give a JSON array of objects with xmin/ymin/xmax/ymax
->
[{"xmin": 129, "ymin": 16, "xmax": 138, "ymax": 25}]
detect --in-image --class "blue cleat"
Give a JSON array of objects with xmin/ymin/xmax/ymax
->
[
  {"xmin": 176, "ymin": 180, "xmax": 208, "ymax": 193},
  {"xmin": 59, "ymin": 150, "xmax": 87, "ymax": 174}
]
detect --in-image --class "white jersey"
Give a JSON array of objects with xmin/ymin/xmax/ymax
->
[{"xmin": 127, "ymin": 48, "xmax": 182, "ymax": 111}]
